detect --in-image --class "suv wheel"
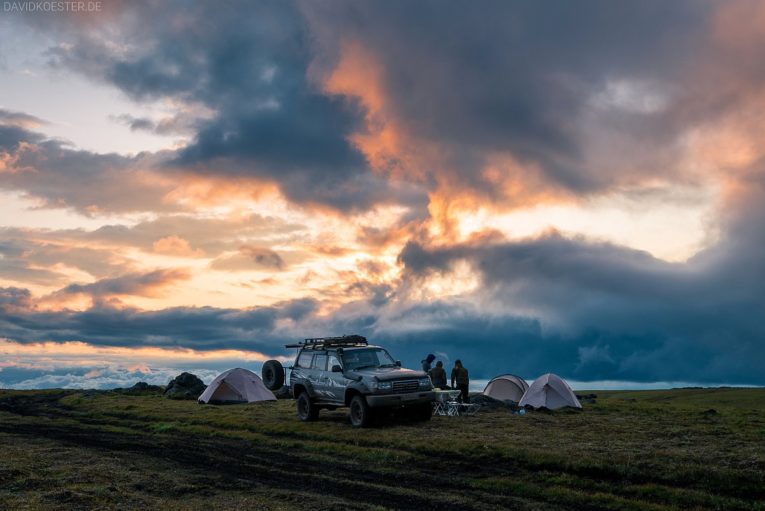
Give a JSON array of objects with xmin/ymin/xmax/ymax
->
[
  {"xmin": 349, "ymin": 395, "xmax": 372, "ymax": 427},
  {"xmin": 262, "ymin": 360, "xmax": 285, "ymax": 390},
  {"xmin": 296, "ymin": 392, "xmax": 319, "ymax": 421}
]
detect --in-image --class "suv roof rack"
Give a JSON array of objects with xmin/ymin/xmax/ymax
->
[{"xmin": 285, "ymin": 334, "xmax": 368, "ymax": 350}]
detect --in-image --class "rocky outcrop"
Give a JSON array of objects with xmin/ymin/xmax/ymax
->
[
  {"xmin": 272, "ymin": 385, "xmax": 292, "ymax": 399},
  {"xmin": 113, "ymin": 382, "xmax": 164, "ymax": 395},
  {"xmin": 163, "ymin": 372, "xmax": 206, "ymax": 400}
]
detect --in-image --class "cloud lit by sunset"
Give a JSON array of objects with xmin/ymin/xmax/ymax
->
[{"xmin": 1, "ymin": 0, "xmax": 764, "ymax": 389}]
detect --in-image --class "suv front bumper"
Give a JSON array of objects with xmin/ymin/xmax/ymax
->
[{"xmin": 366, "ymin": 390, "xmax": 435, "ymax": 408}]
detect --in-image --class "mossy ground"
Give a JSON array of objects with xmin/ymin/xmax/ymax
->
[{"xmin": 0, "ymin": 388, "xmax": 763, "ymax": 510}]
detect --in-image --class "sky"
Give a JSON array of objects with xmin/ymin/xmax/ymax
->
[{"xmin": 1, "ymin": 0, "xmax": 764, "ymax": 389}]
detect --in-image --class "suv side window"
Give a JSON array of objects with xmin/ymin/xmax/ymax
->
[
  {"xmin": 297, "ymin": 351, "xmax": 313, "ymax": 368},
  {"xmin": 313, "ymin": 354, "xmax": 327, "ymax": 371},
  {"xmin": 328, "ymin": 354, "xmax": 341, "ymax": 370}
]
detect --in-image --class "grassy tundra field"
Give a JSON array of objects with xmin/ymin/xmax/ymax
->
[{"xmin": 0, "ymin": 388, "xmax": 763, "ymax": 510}]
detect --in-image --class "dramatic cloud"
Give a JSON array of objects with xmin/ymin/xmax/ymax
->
[
  {"xmin": 0, "ymin": 339, "xmax": 276, "ymax": 389},
  {"xmin": 1, "ymin": 1, "xmax": 764, "ymax": 388},
  {"xmin": 33, "ymin": 0, "xmax": 418, "ymax": 212},
  {"xmin": 0, "ymin": 121, "xmax": 176, "ymax": 214},
  {"xmin": 0, "ymin": 108, "xmax": 47, "ymax": 129},
  {"xmin": 51, "ymin": 268, "xmax": 192, "ymax": 301},
  {"xmin": 304, "ymin": 0, "xmax": 716, "ymax": 208},
  {"xmin": 0, "ymin": 231, "xmax": 133, "ymax": 281},
  {"xmin": 393, "ymin": 179, "xmax": 765, "ymax": 384}
]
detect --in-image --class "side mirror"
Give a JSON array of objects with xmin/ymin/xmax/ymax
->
[
  {"xmin": 395, "ymin": 360, "xmax": 401, "ymax": 367},
  {"xmin": 331, "ymin": 364, "xmax": 343, "ymax": 373}
]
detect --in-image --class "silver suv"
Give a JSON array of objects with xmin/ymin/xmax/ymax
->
[{"xmin": 285, "ymin": 335, "xmax": 434, "ymax": 427}]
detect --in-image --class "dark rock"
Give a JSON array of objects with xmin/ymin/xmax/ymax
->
[
  {"xmin": 113, "ymin": 382, "xmax": 163, "ymax": 395},
  {"xmin": 702, "ymin": 408, "xmax": 718, "ymax": 416},
  {"xmin": 272, "ymin": 385, "xmax": 292, "ymax": 399},
  {"xmin": 164, "ymin": 372, "xmax": 206, "ymax": 400},
  {"xmin": 469, "ymin": 393, "xmax": 520, "ymax": 411}
]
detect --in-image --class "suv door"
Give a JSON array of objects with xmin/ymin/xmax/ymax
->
[
  {"xmin": 324, "ymin": 351, "xmax": 347, "ymax": 403},
  {"xmin": 292, "ymin": 350, "xmax": 314, "ymax": 386},
  {"xmin": 310, "ymin": 352, "xmax": 331, "ymax": 401}
]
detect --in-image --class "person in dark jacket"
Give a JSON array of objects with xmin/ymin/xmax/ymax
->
[
  {"xmin": 421, "ymin": 353, "xmax": 436, "ymax": 373},
  {"xmin": 428, "ymin": 361, "xmax": 447, "ymax": 389},
  {"xmin": 451, "ymin": 360, "xmax": 470, "ymax": 403}
]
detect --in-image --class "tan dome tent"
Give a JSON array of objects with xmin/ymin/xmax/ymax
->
[
  {"xmin": 519, "ymin": 373, "xmax": 582, "ymax": 410},
  {"xmin": 483, "ymin": 374, "xmax": 530, "ymax": 402},
  {"xmin": 198, "ymin": 368, "xmax": 277, "ymax": 404}
]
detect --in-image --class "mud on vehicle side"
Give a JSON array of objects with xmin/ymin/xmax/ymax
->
[{"xmin": 262, "ymin": 335, "xmax": 434, "ymax": 427}]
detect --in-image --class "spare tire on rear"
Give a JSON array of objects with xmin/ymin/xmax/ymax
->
[{"xmin": 262, "ymin": 360, "xmax": 285, "ymax": 390}]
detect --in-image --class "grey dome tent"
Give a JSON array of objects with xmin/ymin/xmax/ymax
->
[
  {"xmin": 519, "ymin": 373, "xmax": 582, "ymax": 410},
  {"xmin": 198, "ymin": 368, "xmax": 277, "ymax": 404},
  {"xmin": 483, "ymin": 374, "xmax": 530, "ymax": 402}
]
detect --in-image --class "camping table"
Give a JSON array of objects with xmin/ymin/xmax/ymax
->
[{"xmin": 433, "ymin": 389, "xmax": 461, "ymax": 416}]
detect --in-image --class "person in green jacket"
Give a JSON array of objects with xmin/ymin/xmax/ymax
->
[{"xmin": 451, "ymin": 360, "xmax": 469, "ymax": 403}]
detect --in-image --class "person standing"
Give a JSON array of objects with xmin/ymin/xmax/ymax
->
[
  {"xmin": 428, "ymin": 361, "xmax": 447, "ymax": 389},
  {"xmin": 451, "ymin": 360, "xmax": 470, "ymax": 403},
  {"xmin": 421, "ymin": 353, "xmax": 435, "ymax": 373}
]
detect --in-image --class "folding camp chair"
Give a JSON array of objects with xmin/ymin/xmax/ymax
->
[
  {"xmin": 432, "ymin": 389, "xmax": 452, "ymax": 416},
  {"xmin": 433, "ymin": 399, "xmax": 448, "ymax": 416}
]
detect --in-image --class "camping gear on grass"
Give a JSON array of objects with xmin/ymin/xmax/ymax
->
[
  {"xmin": 432, "ymin": 389, "xmax": 481, "ymax": 416},
  {"xmin": 483, "ymin": 374, "xmax": 530, "ymax": 403},
  {"xmin": 519, "ymin": 373, "xmax": 582, "ymax": 410},
  {"xmin": 198, "ymin": 368, "xmax": 277, "ymax": 404}
]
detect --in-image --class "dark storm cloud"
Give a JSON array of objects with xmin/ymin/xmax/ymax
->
[
  {"xmin": 17, "ymin": 1, "xmax": 719, "ymax": 206},
  {"xmin": 0, "ymin": 123, "xmax": 42, "ymax": 150},
  {"xmin": 393, "ymin": 182, "xmax": 765, "ymax": 385},
  {"xmin": 304, "ymin": 0, "xmax": 715, "ymax": 195},
  {"xmin": 0, "ymin": 292, "xmax": 309, "ymax": 352},
  {"xmin": 0, "ymin": 287, "xmax": 32, "ymax": 308},
  {"xmin": 38, "ymin": 0, "xmax": 412, "ymax": 211}
]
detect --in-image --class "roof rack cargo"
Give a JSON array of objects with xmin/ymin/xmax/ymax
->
[{"xmin": 285, "ymin": 334, "xmax": 367, "ymax": 350}]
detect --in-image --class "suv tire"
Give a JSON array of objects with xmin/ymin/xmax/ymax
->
[
  {"xmin": 262, "ymin": 360, "xmax": 285, "ymax": 390},
  {"xmin": 349, "ymin": 395, "xmax": 373, "ymax": 427},
  {"xmin": 296, "ymin": 392, "xmax": 319, "ymax": 421}
]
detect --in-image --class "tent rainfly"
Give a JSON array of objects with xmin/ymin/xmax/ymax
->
[
  {"xmin": 518, "ymin": 373, "xmax": 582, "ymax": 410},
  {"xmin": 198, "ymin": 368, "xmax": 277, "ymax": 404},
  {"xmin": 483, "ymin": 374, "xmax": 530, "ymax": 402}
]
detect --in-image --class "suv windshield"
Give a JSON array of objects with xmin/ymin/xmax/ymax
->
[{"xmin": 341, "ymin": 348, "xmax": 395, "ymax": 370}]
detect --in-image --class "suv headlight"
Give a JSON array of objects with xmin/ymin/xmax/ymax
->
[
  {"xmin": 373, "ymin": 381, "xmax": 392, "ymax": 391},
  {"xmin": 419, "ymin": 377, "xmax": 431, "ymax": 387}
]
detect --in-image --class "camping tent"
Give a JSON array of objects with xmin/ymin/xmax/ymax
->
[
  {"xmin": 519, "ymin": 373, "xmax": 582, "ymax": 410},
  {"xmin": 483, "ymin": 374, "xmax": 530, "ymax": 402},
  {"xmin": 198, "ymin": 368, "xmax": 277, "ymax": 404}
]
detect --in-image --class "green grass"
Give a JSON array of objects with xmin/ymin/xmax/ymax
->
[{"xmin": 0, "ymin": 388, "xmax": 763, "ymax": 510}]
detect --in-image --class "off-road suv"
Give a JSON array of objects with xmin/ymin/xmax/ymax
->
[{"xmin": 277, "ymin": 335, "xmax": 434, "ymax": 427}]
